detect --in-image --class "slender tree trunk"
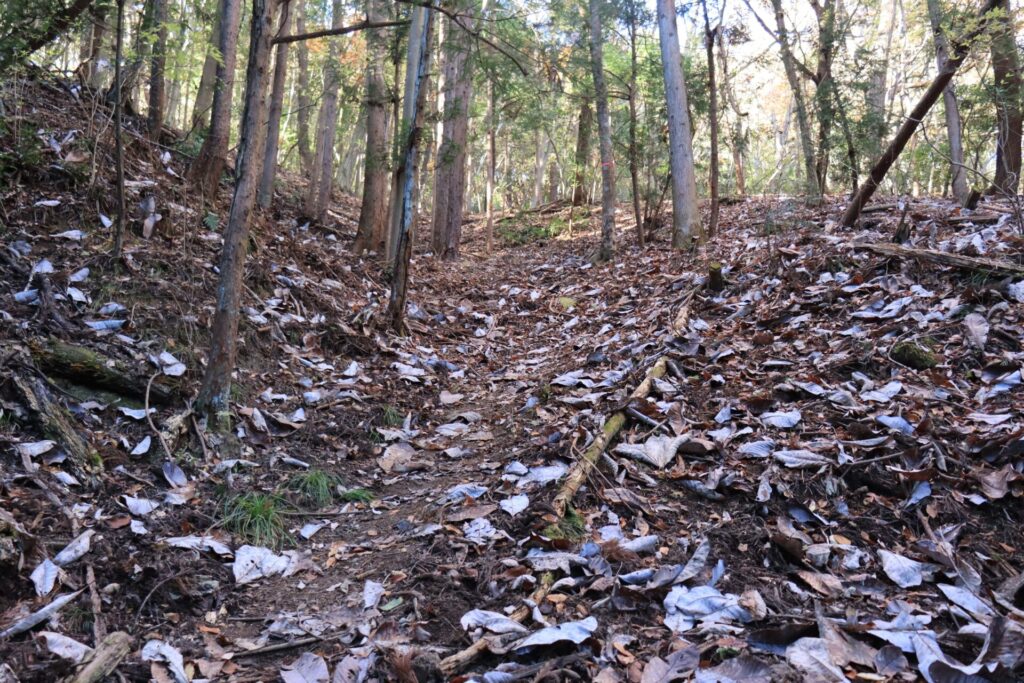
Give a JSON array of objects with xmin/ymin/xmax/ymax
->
[
  {"xmin": 627, "ymin": 10, "xmax": 644, "ymax": 246},
  {"xmin": 716, "ymin": 29, "xmax": 745, "ymax": 196},
  {"xmin": 841, "ymin": 0, "xmax": 1002, "ymax": 227},
  {"xmin": 354, "ymin": 0, "xmax": 391, "ymax": 254},
  {"xmin": 657, "ymin": 0, "xmax": 702, "ymax": 249},
  {"xmin": 430, "ymin": 0, "xmax": 478, "ymax": 260},
  {"xmin": 192, "ymin": 2, "xmax": 222, "ymax": 129},
  {"xmin": 811, "ymin": 0, "xmax": 837, "ymax": 195},
  {"xmin": 83, "ymin": 7, "xmax": 108, "ymax": 86},
  {"xmin": 147, "ymin": 0, "xmax": 168, "ymax": 140},
  {"xmin": 588, "ymin": 0, "xmax": 617, "ymax": 261},
  {"xmin": 988, "ymin": 0, "xmax": 1022, "ymax": 195},
  {"xmin": 189, "ymin": 0, "xmax": 243, "ymax": 192},
  {"xmin": 257, "ymin": 0, "xmax": 291, "ymax": 209},
  {"xmin": 197, "ymin": 0, "xmax": 277, "ymax": 425},
  {"xmin": 388, "ymin": 5, "xmax": 434, "ymax": 331},
  {"xmin": 485, "ymin": 80, "xmax": 496, "ymax": 254},
  {"xmin": 768, "ymin": 0, "xmax": 819, "ymax": 199},
  {"xmin": 294, "ymin": 9, "xmax": 314, "ymax": 175},
  {"xmin": 532, "ymin": 131, "xmax": 549, "ymax": 209},
  {"xmin": 925, "ymin": 0, "xmax": 969, "ymax": 202},
  {"xmin": 571, "ymin": 98, "xmax": 593, "ymax": 206},
  {"xmin": 112, "ymin": 0, "xmax": 127, "ymax": 258},
  {"xmin": 702, "ymin": 0, "xmax": 720, "ymax": 237},
  {"xmin": 305, "ymin": 0, "xmax": 344, "ymax": 222}
]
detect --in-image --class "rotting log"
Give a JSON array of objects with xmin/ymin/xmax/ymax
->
[
  {"xmin": 856, "ymin": 242, "xmax": 1024, "ymax": 277},
  {"xmin": 63, "ymin": 631, "xmax": 133, "ymax": 683},
  {"xmin": 12, "ymin": 375, "xmax": 102, "ymax": 481},
  {"xmin": 30, "ymin": 339, "xmax": 174, "ymax": 405},
  {"xmin": 840, "ymin": 0, "xmax": 1002, "ymax": 228},
  {"xmin": 552, "ymin": 357, "xmax": 668, "ymax": 518},
  {"xmin": 439, "ymin": 573, "xmax": 554, "ymax": 675}
]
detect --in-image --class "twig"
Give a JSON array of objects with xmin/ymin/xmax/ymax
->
[
  {"xmin": 145, "ymin": 372, "xmax": 174, "ymax": 461},
  {"xmin": 86, "ymin": 564, "xmax": 106, "ymax": 642}
]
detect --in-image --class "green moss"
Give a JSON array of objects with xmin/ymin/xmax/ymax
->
[
  {"xmin": 892, "ymin": 341, "xmax": 939, "ymax": 370},
  {"xmin": 543, "ymin": 507, "xmax": 587, "ymax": 541},
  {"xmin": 339, "ymin": 488, "xmax": 374, "ymax": 503}
]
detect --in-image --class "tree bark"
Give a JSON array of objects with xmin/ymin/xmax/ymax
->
[
  {"xmin": 196, "ymin": 0, "xmax": 277, "ymax": 425},
  {"xmin": 189, "ymin": 0, "xmax": 243, "ymax": 192},
  {"xmin": 147, "ymin": 0, "xmax": 168, "ymax": 140},
  {"xmin": 257, "ymin": 0, "xmax": 291, "ymax": 209},
  {"xmin": 387, "ymin": 5, "xmax": 434, "ymax": 331},
  {"xmin": 304, "ymin": 0, "xmax": 345, "ymax": 223},
  {"xmin": 988, "ymin": 0, "xmax": 1022, "ymax": 196},
  {"xmin": 767, "ymin": 0, "xmax": 819, "ymax": 199},
  {"xmin": 925, "ymin": 0, "xmax": 970, "ymax": 203},
  {"xmin": 841, "ymin": 0, "xmax": 1002, "ymax": 227},
  {"xmin": 531, "ymin": 131, "xmax": 549, "ymax": 209},
  {"xmin": 294, "ymin": 8, "xmax": 314, "ymax": 175},
  {"xmin": 354, "ymin": 0, "xmax": 391, "ymax": 254},
  {"xmin": 191, "ymin": 1, "xmax": 222, "ymax": 129},
  {"xmin": 485, "ymin": 80, "xmax": 496, "ymax": 254},
  {"xmin": 716, "ymin": 29, "xmax": 745, "ymax": 195},
  {"xmin": 571, "ymin": 98, "xmax": 593, "ymax": 206},
  {"xmin": 627, "ymin": 7, "xmax": 645, "ymax": 246},
  {"xmin": 657, "ymin": 0, "xmax": 702, "ymax": 249},
  {"xmin": 702, "ymin": 1, "xmax": 720, "ymax": 237},
  {"xmin": 430, "ymin": 0, "xmax": 478, "ymax": 261},
  {"xmin": 588, "ymin": 0, "xmax": 617, "ymax": 261}
]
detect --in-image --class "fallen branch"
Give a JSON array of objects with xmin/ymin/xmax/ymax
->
[
  {"xmin": 30, "ymin": 339, "xmax": 174, "ymax": 405},
  {"xmin": 12, "ymin": 374, "xmax": 101, "ymax": 483},
  {"xmin": 551, "ymin": 357, "xmax": 669, "ymax": 518},
  {"xmin": 855, "ymin": 242, "xmax": 1024, "ymax": 277},
  {"xmin": 439, "ymin": 573, "xmax": 555, "ymax": 675},
  {"xmin": 63, "ymin": 631, "xmax": 132, "ymax": 683}
]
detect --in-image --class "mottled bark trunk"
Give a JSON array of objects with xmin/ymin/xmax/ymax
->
[
  {"xmin": 925, "ymin": 0, "xmax": 969, "ymax": 202},
  {"xmin": 294, "ymin": 9, "xmax": 314, "ymax": 176},
  {"xmin": 768, "ymin": 0, "xmax": 819, "ymax": 200},
  {"xmin": 716, "ymin": 25, "xmax": 744, "ymax": 196},
  {"xmin": 147, "ymin": 0, "xmax": 168, "ymax": 140},
  {"xmin": 354, "ymin": 0, "xmax": 391, "ymax": 254},
  {"xmin": 657, "ymin": 0, "xmax": 702, "ymax": 249},
  {"xmin": 989, "ymin": 0, "xmax": 1022, "ymax": 195},
  {"xmin": 571, "ymin": 98, "xmax": 593, "ymax": 206},
  {"xmin": 485, "ymin": 80, "xmax": 496, "ymax": 254},
  {"xmin": 197, "ymin": 0, "xmax": 276, "ymax": 425},
  {"xmin": 589, "ymin": 0, "xmax": 616, "ymax": 261},
  {"xmin": 628, "ymin": 13, "xmax": 644, "ymax": 246},
  {"xmin": 192, "ymin": 2, "xmax": 222, "ymax": 129},
  {"xmin": 189, "ymin": 0, "xmax": 242, "ymax": 192},
  {"xmin": 702, "ymin": 1, "xmax": 719, "ymax": 237},
  {"xmin": 257, "ymin": 0, "xmax": 291, "ymax": 209}
]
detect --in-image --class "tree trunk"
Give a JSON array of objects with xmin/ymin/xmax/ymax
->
[
  {"xmin": 811, "ymin": 0, "xmax": 837, "ymax": 196},
  {"xmin": 531, "ymin": 131, "xmax": 549, "ymax": 209},
  {"xmin": 716, "ymin": 29, "xmax": 745, "ymax": 195},
  {"xmin": 304, "ymin": 0, "xmax": 345, "ymax": 223},
  {"xmin": 430, "ymin": 0, "xmax": 478, "ymax": 261},
  {"xmin": 657, "ymin": 0, "xmax": 702, "ymax": 249},
  {"xmin": 147, "ymin": 0, "xmax": 168, "ymax": 140},
  {"xmin": 82, "ymin": 7, "xmax": 108, "ymax": 86},
  {"xmin": 988, "ymin": 0, "xmax": 1022, "ymax": 196},
  {"xmin": 387, "ymin": 5, "xmax": 434, "ymax": 331},
  {"xmin": 257, "ymin": 0, "xmax": 291, "ymax": 209},
  {"xmin": 702, "ymin": 0, "xmax": 719, "ymax": 237},
  {"xmin": 189, "ymin": 0, "xmax": 243, "ymax": 192},
  {"xmin": 571, "ymin": 98, "xmax": 593, "ymax": 206},
  {"xmin": 768, "ymin": 0, "xmax": 819, "ymax": 200},
  {"xmin": 841, "ymin": 0, "xmax": 1002, "ymax": 227},
  {"xmin": 485, "ymin": 80, "xmax": 496, "ymax": 254},
  {"xmin": 588, "ymin": 0, "xmax": 617, "ymax": 261},
  {"xmin": 196, "ymin": 0, "xmax": 277, "ymax": 425},
  {"xmin": 191, "ymin": 2, "xmax": 222, "ymax": 129},
  {"xmin": 354, "ymin": 0, "xmax": 391, "ymax": 255},
  {"xmin": 925, "ymin": 0, "xmax": 970, "ymax": 203},
  {"xmin": 294, "ymin": 8, "xmax": 314, "ymax": 175},
  {"xmin": 627, "ymin": 9, "xmax": 644, "ymax": 246}
]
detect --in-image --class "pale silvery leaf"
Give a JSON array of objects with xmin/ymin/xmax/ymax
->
[
  {"xmin": 738, "ymin": 440, "xmax": 775, "ymax": 458},
  {"xmin": 130, "ymin": 436, "xmax": 151, "ymax": 455},
  {"xmin": 37, "ymin": 631, "xmax": 92, "ymax": 663},
  {"xmin": 53, "ymin": 530, "xmax": 94, "ymax": 566},
  {"xmin": 761, "ymin": 410, "xmax": 802, "ymax": 429},
  {"xmin": 141, "ymin": 640, "xmax": 189, "ymax": 683},
  {"xmin": 280, "ymin": 652, "xmax": 330, "ymax": 683},
  {"xmin": 15, "ymin": 440, "xmax": 56, "ymax": 458},
  {"xmin": 500, "ymin": 494, "xmax": 529, "ymax": 517},
  {"xmin": 118, "ymin": 407, "xmax": 155, "ymax": 420},
  {"xmin": 963, "ymin": 313, "xmax": 989, "ymax": 351},
  {"xmin": 31, "ymin": 559, "xmax": 61, "ymax": 596},
  {"xmin": 514, "ymin": 617, "xmax": 598, "ymax": 649},
  {"xmin": 773, "ymin": 450, "xmax": 832, "ymax": 469},
  {"xmin": 461, "ymin": 609, "xmax": 529, "ymax": 635},
  {"xmin": 878, "ymin": 549, "xmax": 926, "ymax": 588},
  {"xmin": 124, "ymin": 496, "xmax": 160, "ymax": 516},
  {"xmin": 233, "ymin": 545, "xmax": 289, "ymax": 584},
  {"xmin": 363, "ymin": 580, "xmax": 385, "ymax": 609}
]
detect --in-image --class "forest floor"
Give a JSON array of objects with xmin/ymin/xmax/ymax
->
[{"xmin": 2, "ymin": 75, "xmax": 1024, "ymax": 683}]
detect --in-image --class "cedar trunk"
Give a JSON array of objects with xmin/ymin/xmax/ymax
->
[
  {"xmin": 147, "ymin": 0, "xmax": 169, "ymax": 140},
  {"xmin": 257, "ymin": 0, "xmax": 292, "ymax": 209},
  {"xmin": 354, "ymin": 0, "xmax": 391, "ymax": 255},
  {"xmin": 571, "ymin": 99, "xmax": 593, "ymax": 206}
]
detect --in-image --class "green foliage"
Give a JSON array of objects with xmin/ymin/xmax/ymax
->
[
  {"xmin": 222, "ymin": 492, "xmax": 289, "ymax": 548},
  {"xmin": 339, "ymin": 488, "xmax": 374, "ymax": 504},
  {"xmin": 286, "ymin": 469, "xmax": 341, "ymax": 509},
  {"xmin": 202, "ymin": 211, "xmax": 220, "ymax": 231}
]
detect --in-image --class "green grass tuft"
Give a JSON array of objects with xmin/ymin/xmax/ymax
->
[
  {"xmin": 222, "ymin": 492, "xmax": 289, "ymax": 548},
  {"xmin": 287, "ymin": 469, "xmax": 341, "ymax": 509},
  {"xmin": 339, "ymin": 487, "xmax": 374, "ymax": 503}
]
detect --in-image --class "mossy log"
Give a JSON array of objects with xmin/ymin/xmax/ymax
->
[
  {"xmin": 30, "ymin": 339, "xmax": 173, "ymax": 405},
  {"xmin": 12, "ymin": 375, "xmax": 102, "ymax": 482},
  {"xmin": 551, "ymin": 357, "xmax": 668, "ymax": 518}
]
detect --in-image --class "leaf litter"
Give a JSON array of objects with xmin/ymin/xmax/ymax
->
[{"xmin": 1, "ymin": 82, "xmax": 1023, "ymax": 682}]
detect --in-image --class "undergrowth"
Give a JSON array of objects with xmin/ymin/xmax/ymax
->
[{"xmin": 222, "ymin": 492, "xmax": 289, "ymax": 548}]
